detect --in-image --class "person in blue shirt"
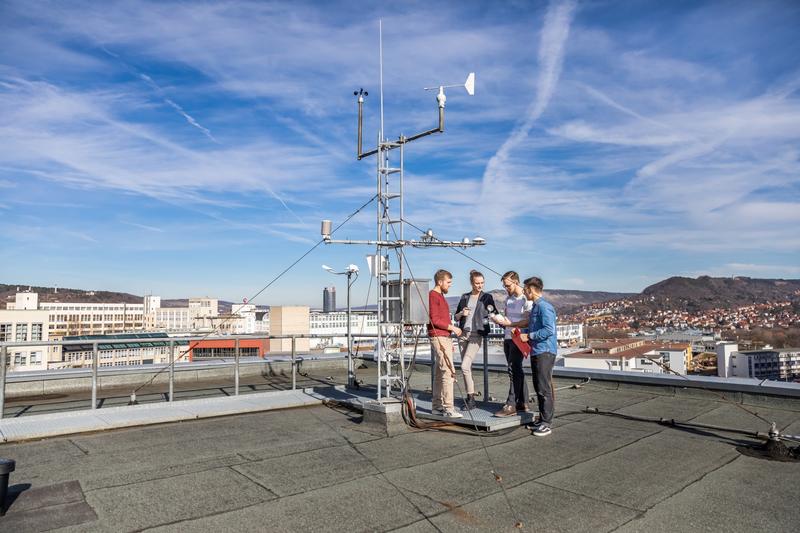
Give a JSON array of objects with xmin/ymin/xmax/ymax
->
[{"xmin": 521, "ymin": 276, "xmax": 557, "ymax": 437}]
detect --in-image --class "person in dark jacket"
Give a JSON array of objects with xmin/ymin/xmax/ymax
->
[{"xmin": 453, "ymin": 270, "xmax": 496, "ymax": 410}]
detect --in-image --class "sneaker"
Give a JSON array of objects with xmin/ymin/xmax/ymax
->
[
  {"xmin": 443, "ymin": 410, "xmax": 463, "ymax": 419},
  {"xmin": 464, "ymin": 394, "xmax": 477, "ymax": 410},
  {"xmin": 494, "ymin": 404, "xmax": 516, "ymax": 417},
  {"xmin": 431, "ymin": 408, "xmax": 446, "ymax": 416},
  {"xmin": 528, "ymin": 415, "xmax": 542, "ymax": 429},
  {"xmin": 533, "ymin": 424, "xmax": 552, "ymax": 437}
]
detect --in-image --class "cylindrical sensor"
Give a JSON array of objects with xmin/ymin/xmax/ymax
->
[{"xmin": 320, "ymin": 219, "xmax": 332, "ymax": 237}]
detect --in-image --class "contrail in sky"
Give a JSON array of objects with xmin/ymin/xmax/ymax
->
[{"xmin": 479, "ymin": 0, "xmax": 577, "ymax": 218}]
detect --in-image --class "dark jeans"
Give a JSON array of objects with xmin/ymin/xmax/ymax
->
[
  {"xmin": 503, "ymin": 339, "xmax": 529, "ymax": 408},
  {"xmin": 531, "ymin": 351, "xmax": 556, "ymax": 424}
]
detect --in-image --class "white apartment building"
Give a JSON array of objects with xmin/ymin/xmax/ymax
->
[
  {"xmin": 309, "ymin": 311, "xmax": 378, "ymax": 349},
  {"xmin": 1, "ymin": 291, "xmax": 228, "ymax": 372},
  {"xmin": 7, "ymin": 292, "xmax": 144, "ymax": 338},
  {"xmin": 144, "ymin": 296, "xmax": 219, "ymax": 332},
  {"xmin": 0, "ymin": 305, "xmax": 51, "ymax": 372},
  {"xmin": 59, "ymin": 333, "xmax": 183, "ymax": 369},
  {"xmin": 724, "ymin": 347, "xmax": 800, "ymax": 381},
  {"xmin": 563, "ymin": 339, "xmax": 690, "ymax": 375}
]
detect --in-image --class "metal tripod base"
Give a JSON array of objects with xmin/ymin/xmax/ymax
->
[{"xmin": 413, "ymin": 395, "xmax": 537, "ymax": 431}]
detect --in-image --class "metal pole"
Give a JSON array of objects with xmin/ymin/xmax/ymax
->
[
  {"xmin": 91, "ymin": 342, "xmax": 98, "ymax": 410},
  {"xmin": 291, "ymin": 336, "xmax": 296, "ymax": 390},
  {"xmin": 347, "ymin": 272, "xmax": 354, "ymax": 388},
  {"xmin": 430, "ymin": 342, "xmax": 435, "ymax": 398},
  {"xmin": 376, "ymin": 130, "xmax": 383, "ymax": 401},
  {"xmin": 168, "ymin": 340, "xmax": 174, "ymax": 402},
  {"xmin": 0, "ymin": 347, "xmax": 7, "ymax": 419},
  {"xmin": 483, "ymin": 336, "xmax": 489, "ymax": 402},
  {"xmin": 234, "ymin": 338, "xmax": 240, "ymax": 396}
]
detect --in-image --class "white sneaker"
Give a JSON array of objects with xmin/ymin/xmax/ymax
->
[
  {"xmin": 443, "ymin": 410, "xmax": 463, "ymax": 419},
  {"xmin": 431, "ymin": 408, "xmax": 446, "ymax": 416}
]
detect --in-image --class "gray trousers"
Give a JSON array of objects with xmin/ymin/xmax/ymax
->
[
  {"xmin": 531, "ymin": 351, "xmax": 556, "ymax": 424},
  {"xmin": 503, "ymin": 339, "xmax": 529, "ymax": 408}
]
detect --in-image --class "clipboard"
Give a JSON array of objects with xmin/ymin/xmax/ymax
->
[{"xmin": 512, "ymin": 328, "xmax": 531, "ymax": 358}]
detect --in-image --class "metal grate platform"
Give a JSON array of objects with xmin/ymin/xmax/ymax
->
[{"xmin": 315, "ymin": 386, "xmax": 537, "ymax": 431}]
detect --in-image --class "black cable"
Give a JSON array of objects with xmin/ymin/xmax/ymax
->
[
  {"xmin": 384, "ymin": 222, "xmax": 525, "ymax": 529},
  {"xmin": 404, "ymin": 214, "xmax": 784, "ymax": 438}
]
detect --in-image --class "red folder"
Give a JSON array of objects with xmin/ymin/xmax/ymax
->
[{"xmin": 512, "ymin": 328, "xmax": 531, "ymax": 358}]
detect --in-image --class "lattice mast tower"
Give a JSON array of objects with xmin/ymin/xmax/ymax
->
[{"xmin": 322, "ymin": 34, "xmax": 482, "ymax": 400}]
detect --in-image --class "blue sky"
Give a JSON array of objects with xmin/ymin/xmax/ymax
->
[{"xmin": 1, "ymin": 0, "xmax": 799, "ymax": 306}]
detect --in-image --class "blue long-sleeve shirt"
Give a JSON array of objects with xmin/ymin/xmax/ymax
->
[{"xmin": 528, "ymin": 297, "xmax": 558, "ymax": 355}]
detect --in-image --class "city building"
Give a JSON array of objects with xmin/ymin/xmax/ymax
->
[
  {"xmin": 726, "ymin": 347, "xmax": 800, "ymax": 381},
  {"xmin": 144, "ymin": 296, "xmax": 219, "ymax": 332},
  {"xmin": 322, "ymin": 286, "xmax": 336, "ymax": 313},
  {"xmin": 7, "ymin": 291, "xmax": 144, "ymax": 337},
  {"xmin": 269, "ymin": 306, "xmax": 310, "ymax": 353},
  {"xmin": 563, "ymin": 339, "xmax": 690, "ymax": 374},
  {"xmin": 309, "ymin": 311, "xmax": 378, "ymax": 350},
  {"xmin": 187, "ymin": 338, "xmax": 270, "ymax": 360},
  {"xmin": 715, "ymin": 342, "xmax": 741, "ymax": 378},
  {"xmin": 59, "ymin": 333, "xmax": 184, "ymax": 368},
  {"xmin": 0, "ymin": 300, "xmax": 51, "ymax": 372}
]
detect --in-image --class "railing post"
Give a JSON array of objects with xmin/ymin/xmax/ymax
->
[
  {"xmin": 91, "ymin": 342, "xmax": 98, "ymax": 410},
  {"xmin": 291, "ymin": 336, "xmax": 296, "ymax": 390},
  {"xmin": 483, "ymin": 336, "xmax": 489, "ymax": 402},
  {"xmin": 0, "ymin": 347, "xmax": 7, "ymax": 419},
  {"xmin": 168, "ymin": 340, "xmax": 175, "ymax": 402},
  {"xmin": 234, "ymin": 338, "xmax": 240, "ymax": 396},
  {"xmin": 430, "ymin": 341, "xmax": 435, "ymax": 398}
]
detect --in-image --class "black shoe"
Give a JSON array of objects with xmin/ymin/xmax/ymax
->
[{"xmin": 464, "ymin": 394, "xmax": 477, "ymax": 410}]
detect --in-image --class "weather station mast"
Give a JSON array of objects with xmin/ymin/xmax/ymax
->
[{"xmin": 320, "ymin": 27, "xmax": 484, "ymax": 401}]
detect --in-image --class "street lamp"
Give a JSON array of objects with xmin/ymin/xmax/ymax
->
[{"xmin": 322, "ymin": 263, "xmax": 359, "ymax": 387}]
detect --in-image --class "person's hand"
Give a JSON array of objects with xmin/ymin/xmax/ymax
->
[
  {"xmin": 452, "ymin": 326, "xmax": 462, "ymax": 337},
  {"xmin": 461, "ymin": 307, "xmax": 471, "ymax": 317},
  {"xmin": 493, "ymin": 315, "xmax": 510, "ymax": 326},
  {"xmin": 520, "ymin": 333, "xmax": 529, "ymax": 343}
]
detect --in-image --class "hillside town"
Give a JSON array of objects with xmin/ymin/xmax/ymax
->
[{"xmin": 564, "ymin": 296, "xmax": 800, "ymax": 334}]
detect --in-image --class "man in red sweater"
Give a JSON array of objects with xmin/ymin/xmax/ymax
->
[{"xmin": 428, "ymin": 269, "xmax": 463, "ymax": 418}]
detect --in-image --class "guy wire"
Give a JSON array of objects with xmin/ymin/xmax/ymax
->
[{"xmin": 130, "ymin": 194, "xmax": 378, "ymax": 396}]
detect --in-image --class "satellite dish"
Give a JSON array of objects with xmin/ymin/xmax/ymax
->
[{"xmin": 465, "ymin": 72, "xmax": 475, "ymax": 96}]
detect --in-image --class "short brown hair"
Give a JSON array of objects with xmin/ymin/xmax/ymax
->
[
  {"xmin": 434, "ymin": 269, "xmax": 452, "ymax": 283},
  {"xmin": 524, "ymin": 276, "xmax": 544, "ymax": 291},
  {"xmin": 501, "ymin": 271, "xmax": 519, "ymax": 283},
  {"xmin": 469, "ymin": 270, "xmax": 484, "ymax": 282}
]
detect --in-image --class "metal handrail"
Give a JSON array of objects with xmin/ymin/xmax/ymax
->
[{"xmin": 0, "ymin": 332, "xmax": 382, "ymax": 418}]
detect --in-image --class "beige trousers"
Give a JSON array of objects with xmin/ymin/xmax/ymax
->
[
  {"xmin": 458, "ymin": 333, "xmax": 482, "ymax": 395},
  {"xmin": 431, "ymin": 336, "xmax": 456, "ymax": 411}
]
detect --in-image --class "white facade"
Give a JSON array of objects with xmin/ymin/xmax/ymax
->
[
  {"xmin": 728, "ymin": 349, "xmax": 800, "ymax": 381},
  {"xmin": 716, "ymin": 342, "xmax": 739, "ymax": 378},
  {"xmin": 147, "ymin": 297, "xmax": 219, "ymax": 332},
  {"xmin": 59, "ymin": 335, "xmax": 181, "ymax": 368},
  {"xmin": 309, "ymin": 311, "xmax": 378, "ymax": 349},
  {"xmin": 8, "ymin": 292, "xmax": 145, "ymax": 338},
  {"xmin": 564, "ymin": 340, "xmax": 689, "ymax": 375},
  {"xmin": 0, "ymin": 307, "xmax": 51, "ymax": 371},
  {"xmin": 557, "ymin": 323, "xmax": 584, "ymax": 344}
]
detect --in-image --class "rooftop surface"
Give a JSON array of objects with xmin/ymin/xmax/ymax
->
[{"xmin": 1, "ymin": 366, "xmax": 799, "ymax": 532}]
